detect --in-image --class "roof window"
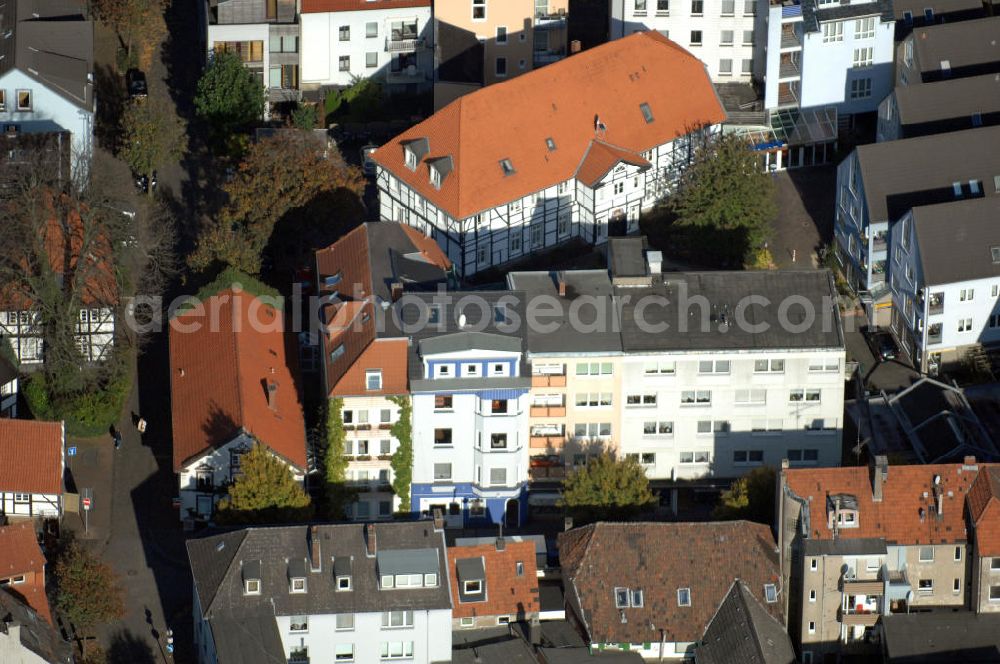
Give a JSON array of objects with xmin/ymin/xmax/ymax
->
[
  {"xmin": 640, "ymin": 102, "xmax": 654, "ymax": 124},
  {"xmin": 677, "ymin": 587, "xmax": 691, "ymax": 606},
  {"xmin": 545, "ymin": 137, "xmax": 556, "ymax": 151},
  {"xmin": 500, "ymin": 158, "xmax": 515, "ymax": 176},
  {"xmin": 764, "ymin": 583, "xmax": 778, "ymax": 603}
]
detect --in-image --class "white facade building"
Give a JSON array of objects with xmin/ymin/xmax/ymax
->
[
  {"xmin": 890, "ymin": 197, "xmax": 1000, "ymax": 374},
  {"xmin": 342, "ymin": 395, "xmax": 401, "ymax": 520},
  {"xmin": 187, "ymin": 522, "xmax": 453, "ymax": 664},
  {"xmin": 762, "ymin": 0, "xmax": 894, "ymax": 116},
  {"xmin": 0, "ymin": 420, "xmax": 64, "ymax": 520},
  {"xmin": 301, "ymin": 0, "xmax": 433, "ymax": 91},
  {"xmin": 610, "ymin": 0, "xmax": 762, "ymax": 81},
  {"xmin": 371, "ymin": 30, "xmax": 725, "ymax": 278}
]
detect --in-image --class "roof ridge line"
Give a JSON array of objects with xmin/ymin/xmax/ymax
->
[
  {"xmin": 230, "ymin": 292, "xmax": 247, "ymax": 436},
  {"xmin": 204, "ymin": 530, "xmax": 249, "ymax": 617}
]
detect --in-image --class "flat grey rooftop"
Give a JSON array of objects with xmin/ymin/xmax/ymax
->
[
  {"xmin": 803, "ymin": 538, "xmax": 888, "ymax": 556},
  {"xmin": 883, "ymin": 612, "xmax": 1000, "ymax": 663}
]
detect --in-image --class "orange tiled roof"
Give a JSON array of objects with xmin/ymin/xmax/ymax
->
[
  {"xmin": 169, "ymin": 289, "xmax": 307, "ymax": 472},
  {"xmin": 967, "ymin": 466, "xmax": 1000, "ymax": 556},
  {"xmin": 576, "ymin": 140, "xmax": 651, "ymax": 187},
  {"xmin": 448, "ymin": 540, "xmax": 540, "ymax": 619},
  {"xmin": 331, "ymin": 338, "xmax": 409, "ymax": 397},
  {"xmin": 784, "ymin": 463, "xmax": 981, "ymax": 546},
  {"xmin": 0, "ymin": 523, "xmax": 53, "ymax": 625},
  {"xmin": 372, "ymin": 31, "xmax": 726, "ymax": 220},
  {"xmin": 0, "ymin": 419, "xmax": 63, "ymax": 495},
  {"xmin": 301, "ymin": 0, "xmax": 429, "ymax": 13}
]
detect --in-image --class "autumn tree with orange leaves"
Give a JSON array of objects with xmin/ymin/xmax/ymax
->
[{"xmin": 190, "ymin": 130, "xmax": 365, "ymax": 275}]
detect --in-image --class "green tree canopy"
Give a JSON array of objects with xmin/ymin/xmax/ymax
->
[
  {"xmin": 216, "ymin": 443, "xmax": 312, "ymax": 524},
  {"xmin": 389, "ymin": 395, "xmax": 413, "ymax": 512},
  {"xmin": 323, "ymin": 398, "xmax": 356, "ymax": 519},
  {"xmin": 669, "ymin": 131, "xmax": 777, "ymax": 267},
  {"xmin": 120, "ymin": 99, "xmax": 185, "ymax": 187},
  {"xmin": 194, "ymin": 51, "xmax": 265, "ymax": 140},
  {"xmin": 55, "ymin": 543, "xmax": 126, "ymax": 636},
  {"xmin": 713, "ymin": 466, "xmax": 777, "ymax": 524},
  {"xmin": 560, "ymin": 453, "xmax": 655, "ymax": 523}
]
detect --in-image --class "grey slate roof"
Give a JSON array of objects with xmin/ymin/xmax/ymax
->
[
  {"xmin": 186, "ymin": 521, "xmax": 452, "ymax": 622},
  {"xmin": 539, "ymin": 647, "xmax": 646, "ymax": 663},
  {"xmin": 615, "ymin": 270, "xmax": 844, "ymax": 352},
  {"xmin": 0, "ymin": 589, "xmax": 73, "ymax": 664},
  {"xmin": 210, "ymin": 615, "xmax": 286, "ymax": 664},
  {"xmin": 802, "ymin": 537, "xmax": 887, "ymax": 556},
  {"xmin": 893, "ymin": 0, "xmax": 982, "ymax": 21},
  {"xmin": 883, "ymin": 612, "xmax": 1000, "ymax": 663},
  {"xmin": 452, "ymin": 637, "xmax": 538, "ymax": 664},
  {"xmin": 506, "ymin": 270, "xmax": 623, "ymax": 355},
  {"xmin": 911, "ymin": 197, "xmax": 1000, "ymax": 285},
  {"xmin": 855, "ymin": 125, "xmax": 1000, "ymax": 222},
  {"xmin": 608, "ymin": 237, "xmax": 649, "ymax": 279},
  {"xmin": 910, "ymin": 17, "xmax": 1000, "ymax": 80},
  {"xmin": 802, "ymin": 0, "xmax": 894, "ymax": 33},
  {"xmin": 1, "ymin": 0, "xmax": 94, "ymax": 111},
  {"xmin": 695, "ymin": 581, "xmax": 795, "ymax": 664},
  {"xmin": 419, "ymin": 331, "xmax": 522, "ymax": 356},
  {"xmin": 893, "ymin": 74, "xmax": 1000, "ymax": 127},
  {"xmin": 366, "ymin": 221, "xmax": 452, "ymax": 302}
]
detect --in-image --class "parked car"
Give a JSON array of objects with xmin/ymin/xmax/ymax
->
[
  {"xmin": 866, "ymin": 327, "xmax": 899, "ymax": 361},
  {"xmin": 360, "ymin": 144, "xmax": 378, "ymax": 176},
  {"xmin": 126, "ymin": 69, "xmax": 148, "ymax": 99}
]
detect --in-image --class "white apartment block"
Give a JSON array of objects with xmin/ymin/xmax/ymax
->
[
  {"xmin": 341, "ymin": 395, "xmax": 402, "ymax": 520},
  {"xmin": 301, "ymin": 0, "xmax": 433, "ymax": 92},
  {"xmin": 371, "ymin": 30, "xmax": 725, "ymax": 278},
  {"xmin": 187, "ymin": 522, "xmax": 453, "ymax": 664},
  {"xmin": 611, "ymin": 0, "xmax": 762, "ymax": 81},
  {"xmin": 763, "ymin": 0, "xmax": 894, "ymax": 116},
  {"xmin": 890, "ymin": 197, "xmax": 1000, "ymax": 374}
]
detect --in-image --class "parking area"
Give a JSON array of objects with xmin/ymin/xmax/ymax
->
[
  {"xmin": 842, "ymin": 305, "xmax": 922, "ymax": 394},
  {"xmin": 769, "ymin": 165, "xmax": 837, "ymax": 269}
]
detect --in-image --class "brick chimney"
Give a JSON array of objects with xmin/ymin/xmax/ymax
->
[
  {"xmin": 266, "ymin": 379, "xmax": 279, "ymax": 411},
  {"xmin": 570, "ymin": 39, "xmax": 581, "ymax": 54},
  {"xmin": 309, "ymin": 526, "xmax": 322, "ymax": 572},
  {"xmin": 366, "ymin": 523, "xmax": 377, "ymax": 558},
  {"xmin": 871, "ymin": 455, "xmax": 888, "ymax": 503}
]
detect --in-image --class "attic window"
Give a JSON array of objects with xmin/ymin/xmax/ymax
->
[
  {"xmin": 366, "ymin": 369, "xmax": 382, "ymax": 391},
  {"xmin": 244, "ymin": 579, "xmax": 261, "ymax": 595},
  {"xmin": 337, "ymin": 575, "xmax": 352, "ymax": 591},
  {"xmin": 614, "ymin": 587, "xmax": 629, "ymax": 608},
  {"xmin": 992, "ymin": 247, "xmax": 1000, "ymax": 264},
  {"xmin": 631, "ymin": 589, "xmax": 644, "ymax": 607},
  {"xmin": 764, "ymin": 583, "xmax": 778, "ymax": 603},
  {"xmin": 430, "ymin": 166, "xmax": 442, "ymax": 189},
  {"xmin": 404, "ymin": 147, "xmax": 418, "ymax": 170},
  {"xmin": 464, "ymin": 580, "xmax": 482, "ymax": 594},
  {"xmin": 545, "ymin": 137, "xmax": 556, "ymax": 151},
  {"xmin": 290, "ymin": 577, "xmax": 307, "ymax": 593},
  {"xmin": 640, "ymin": 102, "xmax": 654, "ymax": 123},
  {"xmin": 500, "ymin": 159, "xmax": 515, "ymax": 176},
  {"xmin": 677, "ymin": 587, "xmax": 691, "ymax": 606}
]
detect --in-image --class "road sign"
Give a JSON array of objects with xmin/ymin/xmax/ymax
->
[
  {"xmin": 67, "ymin": 446, "xmax": 77, "ymax": 457},
  {"xmin": 82, "ymin": 497, "xmax": 91, "ymax": 510}
]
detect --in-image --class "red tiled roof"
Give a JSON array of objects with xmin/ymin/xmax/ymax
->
[
  {"xmin": 169, "ymin": 289, "xmax": 307, "ymax": 472},
  {"xmin": 0, "ymin": 523, "xmax": 52, "ymax": 625},
  {"xmin": 372, "ymin": 31, "xmax": 726, "ymax": 220},
  {"xmin": 331, "ymin": 338, "xmax": 409, "ymax": 397},
  {"xmin": 575, "ymin": 140, "xmax": 651, "ymax": 187},
  {"xmin": 558, "ymin": 521, "xmax": 780, "ymax": 644},
  {"xmin": 784, "ymin": 463, "xmax": 980, "ymax": 545},
  {"xmin": 301, "ymin": 0, "xmax": 429, "ymax": 14},
  {"xmin": 448, "ymin": 541, "xmax": 540, "ymax": 619},
  {"xmin": 967, "ymin": 466, "xmax": 1000, "ymax": 556},
  {"xmin": 0, "ymin": 420, "xmax": 63, "ymax": 495}
]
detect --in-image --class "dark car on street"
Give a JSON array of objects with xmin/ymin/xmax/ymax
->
[{"xmin": 866, "ymin": 327, "xmax": 899, "ymax": 361}]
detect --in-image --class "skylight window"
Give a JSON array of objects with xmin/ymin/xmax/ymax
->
[
  {"xmin": 640, "ymin": 102, "xmax": 654, "ymax": 124},
  {"xmin": 677, "ymin": 587, "xmax": 691, "ymax": 606},
  {"xmin": 500, "ymin": 158, "xmax": 515, "ymax": 176},
  {"xmin": 546, "ymin": 137, "xmax": 556, "ymax": 151},
  {"xmin": 764, "ymin": 583, "xmax": 778, "ymax": 603}
]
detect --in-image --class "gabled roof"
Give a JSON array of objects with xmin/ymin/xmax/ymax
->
[
  {"xmin": 301, "ymin": 0, "xmax": 429, "ymax": 14},
  {"xmin": 0, "ymin": 419, "xmax": 63, "ymax": 495},
  {"xmin": 783, "ymin": 462, "xmax": 981, "ymax": 545},
  {"xmin": 0, "ymin": 523, "xmax": 52, "ymax": 625},
  {"xmin": 0, "ymin": 587, "xmax": 72, "ymax": 664},
  {"xmin": 892, "ymin": 74, "xmax": 1000, "ymax": 129},
  {"xmin": 447, "ymin": 540, "xmax": 540, "ymax": 619},
  {"xmin": 911, "ymin": 197, "xmax": 1000, "ymax": 286},
  {"xmin": 558, "ymin": 522, "xmax": 781, "ymax": 645},
  {"xmin": 169, "ymin": 289, "xmax": 307, "ymax": 471},
  {"xmin": 967, "ymin": 466, "xmax": 1000, "ymax": 556},
  {"xmin": 575, "ymin": 140, "xmax": 651, "ymax": 188},
  {"xmin": 695, "ymin": 581, "xmax": 796, "ymax": 664},
  {"xmin": 909, "ymin": 17, "xmax": 1000, "ymax": 80},
  {"xmin": 0, "ymin": 0, "xmax": 94, "ymax": 111},
  {"xmin": 372, "ymin": 30, "xmax": 725, "ymax": 220},
  {"xmin": 330, "ymin": 338, "xmax": 409, "ymax": 397},
  {"xmin": 186, "ymin": 522, "xmax": 451, "ymax": 620}
]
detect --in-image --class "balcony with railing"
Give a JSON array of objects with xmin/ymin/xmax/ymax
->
[
  {"xmin": 780, "ymin": 24, "xmax": 801, "ymax": 49},
  {"xmin": 530, "ymin": 425, "xmax": 565, "ymax": 449},
  {"xmin": 530, "ymin": 395, "xmax": 566, "ymax": 418},
  {"xmin": 534, "ymin": 10, "xmax": 567, "ymax": 28},
  {"xmin": 772, "ymin": 0, "xmax": 801, "ymax": 19},
  {"xmin": 531, "ymin": 372, "xmax": 566, "ymax": 388},
  {"xmin": 777, "ymin": 81, "xmax": 799, "ymax": 107},
  {"xmin": 779, "ymin": 53, "xmax": 800, "ymax": 80},
  {"xmin": 386, "ymin": 36, "xmax": 423, "ymax": 52}
]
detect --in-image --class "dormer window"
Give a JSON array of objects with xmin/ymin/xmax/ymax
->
[
  {"xmin": 405, "ymin": 148, "xmax": 417, "ymax": 170},
  {"xmin": 366, "ymin": 369, "xmax": 382, "ymax": 391},
  {"xmin": 499, "ymin": 159, "xmax": 515, "ymax": 176},
  {"xmin": 838, "ymin": 510, "xmax": 858, "ymax": 527},
  {"xmin": 430, "ymin": 166, "xmax": 442, "ymax": 189},
  {"xmin": 334, "ymin": 554, "xmax": 353, "ymax": 590},
  {"xmin": 290, "ymin": 577, "xmax": 307, "ymax": 593},
  {"xmin": 244, "ymin": 579, "xmax": 260, "ymax": 595},
  {"xmin": 337, "ymin": 575, "xmax": 352, "ymax": 591},
  {"xmin": 464, "ymin": 580, "xmax": 482, "ymax": 594},
  {"xmin": 381, "ymin": 574, "xmax": 395, "ymax": 588}
]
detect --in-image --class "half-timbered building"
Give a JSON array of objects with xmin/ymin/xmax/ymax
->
[
  {"xmin": 0, "ymin": 420, "xmax": 64, "ymax": 520},
  {"xmin": 371, "ymin": 30, "xmax": 726, "ymax": 278}
]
